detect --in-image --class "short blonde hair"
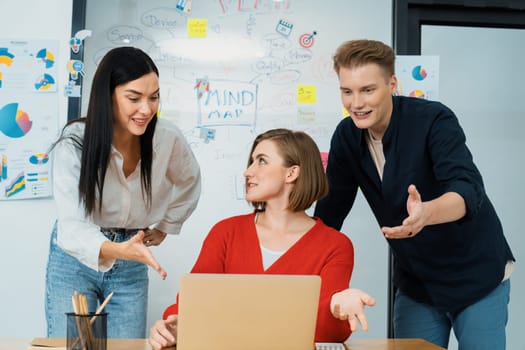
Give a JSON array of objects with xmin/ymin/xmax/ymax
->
[{"xmin": 333, "ymin": 39, "xmax": 395, "ymax": 78}]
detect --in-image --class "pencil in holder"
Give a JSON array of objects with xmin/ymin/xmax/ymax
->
[{"xmin": 66, "ymin": 312, "xmax": 107, "ymax": 350}]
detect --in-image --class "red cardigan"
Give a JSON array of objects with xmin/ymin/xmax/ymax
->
[{"xmin": 163, "ymin": 212, "xmax": 354, "ymax": 342}]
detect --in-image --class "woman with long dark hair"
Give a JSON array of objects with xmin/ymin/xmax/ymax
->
[{"xmin": 45, "ymin": 47, "xmax": 201, "ymax": 338}]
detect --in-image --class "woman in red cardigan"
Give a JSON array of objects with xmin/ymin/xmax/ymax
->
[{"xmin": 148, "ymin": 129, "xmax": 375, "ymax": 349}]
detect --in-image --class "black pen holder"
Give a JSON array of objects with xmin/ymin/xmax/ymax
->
[{"xmin": 66, "ymin": 312, "xmax": 107, "ymax": 350}]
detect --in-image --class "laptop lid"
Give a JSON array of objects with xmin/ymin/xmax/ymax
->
[{"xmin": 177, "ymin": 273, "xmax": 321, "ymax": 350}]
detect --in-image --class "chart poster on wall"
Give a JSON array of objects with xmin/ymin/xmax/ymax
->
[
  {"xmin": 0, "ymin": 39, "xmax": 59, "ymax": 200},
  {"xmin": 395, "ymin": 55, "xmax": 439, "ymax": 100}
]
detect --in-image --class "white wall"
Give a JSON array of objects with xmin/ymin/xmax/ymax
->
[{"xmin": 0, "ymin": 0, "xmax": 72, "ymax": 337}]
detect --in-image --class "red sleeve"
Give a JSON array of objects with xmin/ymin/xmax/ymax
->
[
  {"xmin": 162, "ymin": 296, "xmax": 179, "ymax": 319},
  {"xmin": 315, "ymin": 231, "xmax": 354, "ymax": 342}
]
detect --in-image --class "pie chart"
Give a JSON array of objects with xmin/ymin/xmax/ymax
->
[
  {"xmin": 36, "ymin": 48, "xmax": 55, "ymax": 69},
  {"xmin": 35, "ymin": 73, "xmax": 55, "ymax": 91},
  {"xmin": 409, "ymin": 89, "xmax": 425, "ymax": 98},
  {"xmin": 0, "ymin": 48, "xmax": 15, "ymax": 66},
  {"xmin": 411, "ymin": 65, "xmax": 427, "ymax": 81},
  {"xmin": 0, "ymin": 102, "xmax": 33, "ymax": 138},
  {"xmin": 29, "ymin": 153, "xmax": 49, "ymax": 165}
]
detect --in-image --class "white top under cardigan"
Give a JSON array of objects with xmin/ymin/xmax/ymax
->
[{"xmin": 53, "ymin": 118, "xmax": 201, "ymax": 272}]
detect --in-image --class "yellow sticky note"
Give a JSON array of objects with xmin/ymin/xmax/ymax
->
[
  {"xmin": 297, "ymin": 85, "xmax": 316, "ymax": 104},
  {"xmin": 188, "ymin": 18, "xmax": 207, "ymax": 38},
  {"xmin": 342, "ymin": 106, "xmax": 350, "ymax": 117}
]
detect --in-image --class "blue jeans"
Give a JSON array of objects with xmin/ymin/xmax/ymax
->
[
  {"xmin": 394, "ymin": 279, "xmax": 510, "ymax": 349},
  {"xmin": 45, "ymin": 224, "xmax": 148, "ymax": 338}
]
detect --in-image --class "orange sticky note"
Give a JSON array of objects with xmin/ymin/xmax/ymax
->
[
  {"xmin": 188, "ymin": 18, "xmax": 207, "ymax": 38},
  {"xmin": 297, "ymin": 85, "xmax": 316, "ymax": 104}
]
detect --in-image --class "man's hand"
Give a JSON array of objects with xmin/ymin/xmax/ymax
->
[{"xmin": 382, "ymin": 184, "xmax": 426, "ymax": 239}]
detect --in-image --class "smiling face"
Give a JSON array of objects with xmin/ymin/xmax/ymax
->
[
  {"xmin": 112, "ymin": 71, "xmax": 160, "ymax": 138},
  {"xmin": 244, "ymin": 139, "xmax": 298, "ymax": 207},
  {"xmin": 338, "ymin": 63, "xmax": 397, "ymax": 140}
]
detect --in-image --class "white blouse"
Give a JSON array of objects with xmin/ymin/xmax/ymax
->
[{"xmin": 53, "ymin": 118, "xmax": 201, "ymax": 272}]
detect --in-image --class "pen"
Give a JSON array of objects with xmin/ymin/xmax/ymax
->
[{"xmin": 90, "ymin": 291, "xmax": 113, "ymax": 324}]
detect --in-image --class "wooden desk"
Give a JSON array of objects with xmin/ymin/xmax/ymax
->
[
  {"xmin": 1, "ymin": 338, "xmax": 445, "ymax": 350},
  {"xmin": 3, "ymin": 338, "xmax": 156, "ymax": 350}
]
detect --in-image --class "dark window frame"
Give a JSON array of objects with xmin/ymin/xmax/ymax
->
[{"xmin": 68, "ymin": 0, "xmax": 87, "ymax": 120}]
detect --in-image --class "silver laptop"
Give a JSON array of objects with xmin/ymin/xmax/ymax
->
[{"xmin": 177, "ymin": 273, "xmax": 321, "ymax": 350}]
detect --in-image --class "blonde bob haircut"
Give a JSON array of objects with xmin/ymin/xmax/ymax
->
[{"xmin": 247, "ymin": 128, "xmax": 328, "ymax": 212}]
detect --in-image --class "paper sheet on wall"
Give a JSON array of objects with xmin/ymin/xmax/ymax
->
[
  {"xmin": 395, "ymin": 55, "xmax": 440, "ymax": 100},
  {"xmin": 0, "ymin": 39, "xmax": 59, "ymax": 200}
]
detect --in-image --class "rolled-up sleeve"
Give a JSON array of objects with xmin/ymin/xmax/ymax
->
[{"xmin": 428, "ymin": 110, "xmax": 485, "ymax": 219}]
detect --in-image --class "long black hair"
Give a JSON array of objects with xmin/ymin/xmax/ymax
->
[{"xmin": 57, "ymin": 47, "xmax": 159, "ymax": 216}]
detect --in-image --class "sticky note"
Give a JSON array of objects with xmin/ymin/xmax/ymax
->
[
  {"xmin": 188, "ymin": 18, "xmax": 207, "ymax": 38},
  {"xmin": 343, "ymin": 106, "xmax": 350, "ymax": 117},
  {"xmin": 297, "ymin": 85, "xmax": 316, "ymax": 104}
]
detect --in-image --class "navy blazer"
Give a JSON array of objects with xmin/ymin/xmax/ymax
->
[{"xmin": 315, "ymin": 95, "xmax": 514, "ymax": 313}]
